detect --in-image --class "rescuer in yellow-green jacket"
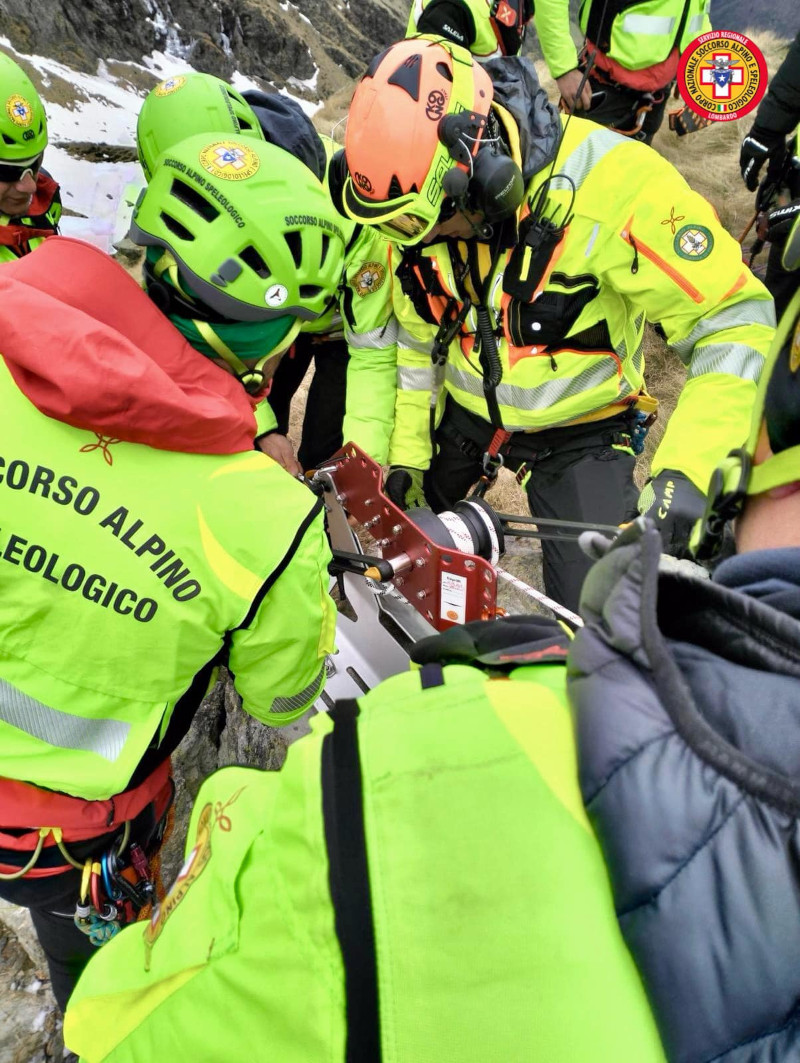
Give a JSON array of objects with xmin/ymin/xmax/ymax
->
[
  {"xmin": 0, "ymin": 51, "xmax": 61, "ymax": 261},
  {"xmin": 136, "ymin": 73, "xmax": 398, "ymax": 475},
  {"xmin": 535, "ymin": 0, "xmax": 711, "ymax": 142},
  {"xmin": 0, "ymin": 133, "xmax": 342, "ymax": 1012},
  {"xmin": 407, "ymin": 0, "xmax": 534, "ymax": 59},
  {"xmin": 64, "ymin": 616, "xmax": 665, "ymax": 1063},
  {"xmin": 340, "ymin": 37, "xmax": 774, "ymax": 611}
]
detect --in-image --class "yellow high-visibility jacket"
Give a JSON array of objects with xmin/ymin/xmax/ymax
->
[{"xmin": 390, "ymin": 110, "xmax": 774, "ymax": 495}]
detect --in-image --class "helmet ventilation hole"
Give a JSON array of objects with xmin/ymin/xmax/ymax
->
[
  {"xmin": 239, "ymin": 244, "xmax": 271, "ymax": 279},
  {"xmin": 320, "ymin": 233, "xmax": 330, "ymax": 268},
  {"xmin": 435, "ymin": 62, "xmax": 453, "ymax": 81},
  {"xmin": 160, "ymin": 212, "xmax": 195, "ymax": 241},
  {"xmin": 283, "ymin": 230, "xmax": 304, "ymax": 269},
  {"xmin": 170, "ymin": 177, "xmax": 220, "ymax": 221},
  {"xmin": 299, "ymin": 284, "xmax": 323, "ymax": 299}
]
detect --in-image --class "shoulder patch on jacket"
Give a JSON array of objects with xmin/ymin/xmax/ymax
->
[
  {"xmin": 352, "ymin": 261, "xmax": 386, "ymax": 297},
  {"xmin": 674, "ymin": 225, "xmax": 714, "ymax": 261}
]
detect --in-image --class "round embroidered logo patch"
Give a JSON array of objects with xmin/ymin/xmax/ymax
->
[
  {"xmin": 677, "ymin": 31, "xmax": 767, "ymax": 122},
  {"xmin": 154, "ymin": 75, "xmax": 187, "ymax": 96},
  {"xmin": 352, "ymin": 261, "xmax": 386, "ymax": 297},
  {"xmin": 265, "ymin": 283, "xmax": 289, "ymax": 308},
  {"xmin": 199, "ymin": 140, "xmax": 260, "ymax": 181},
  {"xmin": 6, "ymin": 94, "xmax": 32, "ymax": 127},
  {"xmin": 674, "ymin": 224, "xmax": 714, "ymax": 261}
]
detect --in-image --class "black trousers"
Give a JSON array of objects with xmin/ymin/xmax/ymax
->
[
  {"xmin": 583, "ymin": 73, "xmax": 670, "ymax": 145},
  {"xmin": 268, "ymin": 332, "xmax": 350, "ymax": 470},
  {"xmin": 424, "ymin": 401, "xmax": 638, "ymax": 614},
  {"xmin": 0, "ymin": 801, "xmax": 161, "ymax": 1011}
]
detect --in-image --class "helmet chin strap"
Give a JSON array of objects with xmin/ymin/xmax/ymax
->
[{"xmin": 193, "ymin": 317, "xmax": 302, "ymax": 395}]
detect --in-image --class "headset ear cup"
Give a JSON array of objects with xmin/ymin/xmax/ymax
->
[
  {"xmin": 470, "ymin": 150, "xmax": 525, "ymax": 222},
  {"xmin": 146, "ymin": 278, "xmax": 173, "ymax": 314}
]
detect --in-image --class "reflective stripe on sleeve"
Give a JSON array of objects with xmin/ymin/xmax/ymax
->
[
  {"xmin": 688, "ymin": 13, "xmax": 705, "ymax": 32},
  {"xmin": 398, "ymin": 366, "xmax": 434, "ymax": 390},
  {"xmin": 345, "ymin": 320, "xmax": 399, "ymax": 349},
  {"xmin": 671, "ymin": 298, "xmax": 776, "ymax": 364},
  {"xmin": 269, "ymin": 665, "xmax": 325, "ymax": 716},
  {"xmin": 0, "ymin": 678, "xmax": 130, "ymax": 761},
  {"xmin": 687, "ymin": 343, "xmax": 764, "ymax": 381},
  {"xmin": 552, "ymin": 128, "xmax": 625, "ymax": 195},
  {"xmin": 397, "ymin": 326, "xmax": 433, "ymax": 355}
]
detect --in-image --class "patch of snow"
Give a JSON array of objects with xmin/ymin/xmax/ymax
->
[
  {"xmin": 279, "ymin": 0, "xmax": 312, "ymax": 26},
  {"xmin": 31, "ymin": 1008, "xmax": 48, "ymax": 1032},
  {"xmin": 288, "ymin": 51, "xmax": 319, "ymax": 92},
  {"xmin": 278, "ymin": 87, "xmax": 321, "ymax": 117},
  {"xmin": 24, "ymin": 978, "xmax": 43, "ymax": 994}
]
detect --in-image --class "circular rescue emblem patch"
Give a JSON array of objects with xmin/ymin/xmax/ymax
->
[
  {"xmin": 199, "ymin": 140, "xmax": 260, "ymax": 181},
  {"xmin": 352, "ymin": 261, "xmax": 386, "ymax": 297},
  {"xmin": 790, "ymin": 321, "xmax": 800, "ymax": 375},
  {"xmin": 154, "ymin": 75, "xmax": 187, "ymax": 96},
  {"xmin": 677, "ymin": 31, "xmax": 767, "ymax": 122},
  {"xmin": 265, "ymin": 283, "xmax": 289, "ymax": 308},
  {"xmin": 674, "ymin": 224, "xmax": 714, "ymax": 261},
  {"xmin": 6, "ymin": 94, "xmax": 32, "ymax": 127}
]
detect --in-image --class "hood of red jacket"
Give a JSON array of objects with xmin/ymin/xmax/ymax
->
[{"xmin": 0, "ymin": 236, "xmax": 257, "ymax": 454}]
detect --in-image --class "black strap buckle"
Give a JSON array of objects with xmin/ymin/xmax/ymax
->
[
  {"xmin": 694, "ymin": 448, "xmax": 751, "ymax": 561},
  {"xmin": 431, "ymin": 297, "xmax": 472, "ymax": 366}
]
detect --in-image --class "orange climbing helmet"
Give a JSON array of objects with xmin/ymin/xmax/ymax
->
[{"xmin": 342, "ymin": 37, "xmax": 494, "ymax": 243}]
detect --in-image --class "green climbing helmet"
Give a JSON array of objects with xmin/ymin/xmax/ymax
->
[
  {"xmin": 0, "ymin": 52, "xmax": 48, "ymax": 162},
  {"xmin": 129, "ymin": 132, "xmax": 346, "ymax": 322},
  {"xmin": 137, "ymin": 72, "xmax": 265, "ymax": 182}
]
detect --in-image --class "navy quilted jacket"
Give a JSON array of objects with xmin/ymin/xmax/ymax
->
[{"xmin": 568, "ymin": 523, "xmax": 800, "ymax": 1063}]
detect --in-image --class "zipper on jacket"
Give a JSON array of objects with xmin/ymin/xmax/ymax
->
[
  {"xmin": 621, "ymin": 220, "xmax": 704, "ymax": 304},
  {"xmin": 629, "ymin": 234, "xmax": 639, "ymax": 275},
  {"xmin": 321, "ymin": 700, "xmax": 381, "ymax": 1062}
]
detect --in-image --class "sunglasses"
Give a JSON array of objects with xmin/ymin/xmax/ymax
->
[{"xmin": 0, "ymin": 153, "xmax": 43, "ymax": 184}]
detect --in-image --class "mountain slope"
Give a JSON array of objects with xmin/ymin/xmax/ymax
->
[{"xmin": 0, "ymin": 0, "xmax": 408, "ymax": 101}]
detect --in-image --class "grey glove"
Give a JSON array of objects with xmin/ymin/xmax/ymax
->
[{"xmin": 638, "ymin": 470, "xmax": 706, "ymax": 558}]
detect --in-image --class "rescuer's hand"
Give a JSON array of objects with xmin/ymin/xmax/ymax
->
[
  {"xmin": 637, "ymin": 469, "xmax": 706, "ymax": 558},
  {"xmin": 384, "ymin": 467, "xmax": 427, "ymax": 510},
  {"xmin": 257, "ymin": 432, "xmax": 303, "ymax": 476},
  {"xmin": 739, "ymin": 128, "xmax": 785, "ymax": 191},
  {"xmin": 764, "ymin": 198, "xmax": 800, "ymax": 244},
  {"xmin": 556, "ymin": 69, "xmax": 592, "ymax": 112}
]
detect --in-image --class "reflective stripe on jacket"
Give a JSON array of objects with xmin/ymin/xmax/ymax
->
[
  {"xmin": 390, "ymin": 112, "xmax": 774, "ymax": 491},
  {"xmin": 65, "ymin": 663, "xmax": 665, "ymax": 1062}
]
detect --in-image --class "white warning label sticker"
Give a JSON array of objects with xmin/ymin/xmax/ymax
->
[{"xmin": 440, "ymin": 571, "xmax": 467, "ymax": 625}]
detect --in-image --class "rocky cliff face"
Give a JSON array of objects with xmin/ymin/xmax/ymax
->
[{"xmin": 0, "ymin": 0, "xmax": 407, "ymax": 100}]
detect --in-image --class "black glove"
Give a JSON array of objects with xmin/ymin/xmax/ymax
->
[
  {"xmin": 384, "ymin": 467, "xmax": 427, "ymax": 510},
  {"xmin": 411, "ymin": 614, "xmax": 569, "ymax": 669},
  {"xmin": 740, "ymin": 127, "xmax": 785, "ymax": 192},
  {"xmin": 764, "ymin": 198, "xmax": 800, "ymax": 244},
  {"xmin": 637, "ymin": 470, "xmax": 706, "ymax": 558}
]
